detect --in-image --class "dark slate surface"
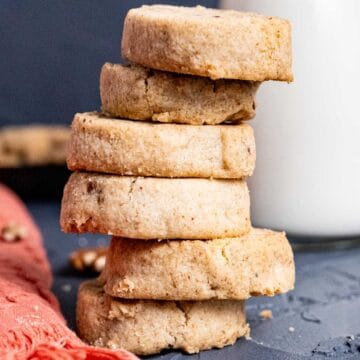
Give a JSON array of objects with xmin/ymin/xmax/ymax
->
[
  {"xmin": 0, "ymin": 0, "xmax": 217, "ymax": 127},
  {"xmin": 27, "ymin": 201, "xmax": 360, "ymax": 360}
]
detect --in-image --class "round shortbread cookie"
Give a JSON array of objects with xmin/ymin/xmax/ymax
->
[
  {"xmin": 122, "ymin": 5, "xmax": 293, "ymax": 81},
  {"xmin": 0, "ymin": 125, "xmax": 69, "ymax": 167},
  {"xmin": 60, "ymin": 172, "xmax": 250, "ymax": 239},
  {"xmin": 100, "ymin": 63, "xmax": 260, "ymax": 125},
  {"xmin": 77, "ymin": 280, "xmax": 249, "ymax": 355},
  {"xmin": 67, "ymin": 112, "xmax": 256, "ymax": 179},
  {"xmin": 101, "ymin": 228, "xmax": 295, "ymax": 300}
]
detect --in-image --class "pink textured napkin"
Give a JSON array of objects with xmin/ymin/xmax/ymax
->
[{"xmin": 0, "ymin": 184, "xmax": 138, "ymax": 360}]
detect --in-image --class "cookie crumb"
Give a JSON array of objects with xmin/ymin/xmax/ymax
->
[
  {"xmin": 244, "ymin": 323, "xmax": 251, "ymax": 340},
  {"xmin": 259, "ymin": 309, "xmax": 273, "ymax": 319},
  {"xmin": 120, "ymin": 278, "xmax": 135, "ymax": 292},
  {"xmin": 1, "ymin": 222, "xmax": 27, "ymax": 242}
]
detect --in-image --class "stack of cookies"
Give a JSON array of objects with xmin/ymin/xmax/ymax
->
[{"xmin": 60, "ymin": 5, "xmax": 295, "ymax": 356}]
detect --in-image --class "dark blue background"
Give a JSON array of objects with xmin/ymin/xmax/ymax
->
[{"xmin": 0, "ymin": 0, "xmax": 217, "ymax": 127}]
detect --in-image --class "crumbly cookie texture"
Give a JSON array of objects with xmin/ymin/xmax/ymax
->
[
  {"xmin": 122, "ymin": 5, "xmax": 293, "ymax": 81},
  {"xmin": 100, "ymin": 63, "xmax": 260, "ymax": 124},
  {"xmin": 67, "ymin": 112, "xmax": 256, "ymax": 179},
  {"xmin": 101, "ymin": 228, "xmax": 295, "ymax": 300},
  {"xmin": 77, "ymin": 280, "xmax": 249, "ymax": 355},
  {"xmin": 60, "ymin": 172, "xmax": 250, "ymax": 240},
  {"xmin": 0, "ymin": 125, "xmax": 69, "ymax": 167}
]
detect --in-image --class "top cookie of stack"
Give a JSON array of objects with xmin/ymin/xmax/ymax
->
[{"xmin": 122, "ymin": 5, "xmax": 293, "ymax": 81}]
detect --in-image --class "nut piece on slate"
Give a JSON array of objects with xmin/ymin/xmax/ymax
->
[
  {"xmin": 259, "ymin": 309, "xmax": 273, "ymax": 319},
  {"xmin": 69, "ymin": 246, "xmax": 107, "ymax": 273}
]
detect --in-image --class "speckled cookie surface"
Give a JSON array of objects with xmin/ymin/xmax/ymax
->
[
  {"xmin": 122, "ymin": 5, "xmax": 293, "ymax": 81},
  {"xmin": 60, "ymin": 172, "xmax": 250, "ymax": 239},
  {"xmin": 0, "ymin": 125, "xmax": 69, "ymax": 167},
  {"xmin": 76, "ymin": 280, "xmax": 249, "ymax": 355},
  {"xmin": 101, "ymin": 228, "xmax": 295, "ymax": 300},
  {"xmin": 67, "ymin": 112, "xmax": 256, "ymax": 179},
  {"xmin": 100, "ymin": 63, "xmax": 260, "ymax": 124}
]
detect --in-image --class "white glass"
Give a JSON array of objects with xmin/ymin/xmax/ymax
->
[{"xmin": 221, "ymin": 0, "xmax": 360, "ymax": 238}]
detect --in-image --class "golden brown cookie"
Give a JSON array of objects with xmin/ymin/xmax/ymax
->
[
  {"xmin": 101, "ymin": 228, "xmax": 295, "ymax": 300},
  {"xmin": 122, "ymin": 5, "xmax": 293, "ymax": 81},
  {"xmin": 77, "ymin": 280, "xmax": 249, "ymax": 355},
  {"xmin": 100, "ymin": 63, "xmax": 260, "ymax": 124},
  {"xmin": 67, "ymin": 112, "xmax": 256, "ymax": 179},
  {"xmin": 60, "ymin": 172, "xmax": 250, "ymax": 239}
]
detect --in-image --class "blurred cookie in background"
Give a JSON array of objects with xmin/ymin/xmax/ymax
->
[
  {"xmin": 0, "ymin": 125, "xmax": 70, "ymax": 198},
  {"xmin": 0, "ymin": 125, "xmax": 69, "ymax": 167}
]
